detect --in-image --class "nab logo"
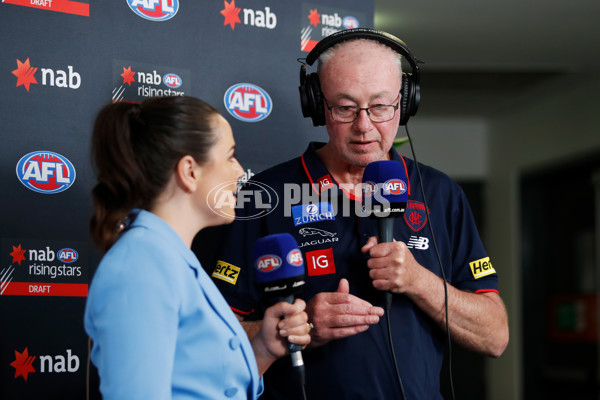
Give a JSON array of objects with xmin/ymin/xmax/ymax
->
[
  {"xmin": 127, "ymin": 0, "xmax": 179, "ymax": 21},
  {"xmin": 163, "ymin": 73, "xmax": 182, "ymax": 88},
  {"xmin": 383, "ymin": 179, "xmax": 407, "ymax": 195},
  {"xmin": 10, "ymin": 347, "xmax": 81, "ymax": 381},
  {"xmin": 256, "ymin": 255, "xmax": 282, "ymax": 272},
  {"xmin": 12, "ymin": 58, "xmax": 81, "ymax": 92},
  {"xmin": 221, "ymin": 0, "xmax": 277, "ymax": 30},
  {"xmin": 16, "ymin": 151, "xmax": 76, "ymax": 194},
  {"xmin": 287, "ymin": 249, "xmax": 303, "ymax": 266},
  {"xmin": 58, "ymin": 248, "xmax": 78, "ymax": 263},
  {"xmin": 224, "ymin": 83, "xmax": 272, "ymax": 122}
]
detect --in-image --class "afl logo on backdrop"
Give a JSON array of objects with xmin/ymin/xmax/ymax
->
[
  {"xmin": 58, "ymin": 248, "xmax": 79, "ymax": 263},
  {"xmin": 343, "ymin": 16, "xmax": 359, "ymax": 29},
  {"xmin": 224, "ymin": 83, "xmax": 273, "ymax": 122},
  {"xmin": 163, "ymin": 73, "xmax": 182, "ymax": 88},
  {"xmin": 16, "ymin": 151, "xmax": 76, "ymax": 194},
  {"xmin": 126, "ymin": 0, "xmax": 179, "ymax": 21}
]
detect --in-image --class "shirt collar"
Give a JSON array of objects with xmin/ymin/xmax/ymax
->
[{"xmin": 300, "ymin": 141, "xmax": 411, "ymax": 199}]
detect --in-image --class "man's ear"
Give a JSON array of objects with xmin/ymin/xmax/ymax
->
[{"xmin": 175, "ymin": 155, "xmax": 200, "ymax": 193}]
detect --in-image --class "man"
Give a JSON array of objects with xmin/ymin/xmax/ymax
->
[{"xmin": 204, "ymin": 28, "xmax": 509, "ymax": 399}]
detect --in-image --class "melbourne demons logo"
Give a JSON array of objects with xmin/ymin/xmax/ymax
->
[
  {"xmin": 126, "ymin": 0, "xmax": 179, "ymax": 21},
  {"xmin": 404, "ymin": 200, "xmax": 428, "ymax": 232},
  {"xmin": 16, "ymin": 151, "xmax": 76, "ymax": 194},
  {"xmin": 224, "ymin": 83, "xmax": 272, "ymax": 122}
]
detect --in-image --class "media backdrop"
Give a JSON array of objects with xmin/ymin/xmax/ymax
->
[{"xmin": 0, "ymin": 1, "xmax": 373, "ymax": 398}]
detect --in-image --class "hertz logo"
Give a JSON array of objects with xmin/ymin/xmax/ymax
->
[
  {"xmin": 469, "ymin": 257, "xmax": 496, "ymax": 279},
  {"xmin": 212, "ymin": 260, "xmax": 240, "ymax": 285}
]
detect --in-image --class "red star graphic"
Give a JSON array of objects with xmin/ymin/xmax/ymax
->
[
  {"xmin": 221, "ymin": 0, "xmax": 241, "ymax": 30},
  {"xmin": 308, "ymin": 9, "xmax": 321, "ymax": 27},
  {"xmin": 121, "ymin": 66, "xmax": 136, "ymax": 86},
  {"xmin": 12, "ymin": 58, "xmax": 38, "ymax": 92},
  {"xmin": 10, "ymin": 244, "xmax": 26, "ymax": 266},
  {"xmin": 10, "ymin": 348, "xmax": 36, "ymax": 381}
]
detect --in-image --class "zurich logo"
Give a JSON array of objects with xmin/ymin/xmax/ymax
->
[
  {"xmin": 16, "ymin": 151, "xmax": 76, "ymax": 194},
  {"xmin": 224, "ymin": 83, "xmax": 272, "ymax": 123},
  {"xmin": 127, "ymin": 0, "xmax": 179, "ymax": 22}
]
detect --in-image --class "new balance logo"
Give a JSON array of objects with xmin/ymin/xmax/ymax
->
[{"xmin": 406, "ymin": 236, "xmax": 429, "ymax": 250}]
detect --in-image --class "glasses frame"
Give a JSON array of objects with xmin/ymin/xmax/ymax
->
[{"xmin": 323, "ymin": 93, "xmax": 401, "ymax": 123}]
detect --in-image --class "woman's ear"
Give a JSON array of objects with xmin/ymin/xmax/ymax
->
[{"xmin": 175, "ymin": 155, "xmax": 200, "ymax": 193}]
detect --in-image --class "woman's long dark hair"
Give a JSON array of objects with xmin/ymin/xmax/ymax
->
[{"xmin": 90, "ymin": 96, "xmax": 220, "ymax": 252}]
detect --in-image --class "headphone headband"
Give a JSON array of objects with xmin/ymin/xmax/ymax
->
[
  {"xmin": 305, "ymin": 28, "xmax": 420, "ymax": 78},
  {"xmin": 299, "ymin": 28, "xmax": 421, "ymax": 126}
]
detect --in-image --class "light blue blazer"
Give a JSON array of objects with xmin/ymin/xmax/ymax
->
[{"xmin": 84, "ymin": 210, "xmax": 263, "ymax": 399}]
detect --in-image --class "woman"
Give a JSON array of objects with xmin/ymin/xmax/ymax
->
[{"xmin": 84, "ymin": 96, "xmax": 310, "ymax": 399}]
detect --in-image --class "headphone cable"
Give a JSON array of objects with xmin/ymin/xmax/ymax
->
[
  {"xmin": 385, "ymin": 302, "xmax": 407, "ymax": 399},
  {"xmin": 405, "ymin": 123, "xmax": 456, "ymax": 400}
]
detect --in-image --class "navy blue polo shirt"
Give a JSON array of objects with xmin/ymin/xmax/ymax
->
[{"xmin": 210, "ymin": 142, "xmax": 499, "ymax": 400}]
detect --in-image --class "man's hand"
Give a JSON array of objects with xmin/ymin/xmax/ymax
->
[
  {"xmin": 361, "ymin": 236, "xmax": 423, "ymax": 295},
  {"xmin": 306, "ymin": 278, "xmax": 384, "ymax": 347}
]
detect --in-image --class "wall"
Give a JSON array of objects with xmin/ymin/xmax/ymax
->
[{"xmin": 487, "ymin": 73, "xmax": 600, "ymax": 400}]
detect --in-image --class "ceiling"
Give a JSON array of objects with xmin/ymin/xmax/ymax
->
[{"xmin": 373, "ymin": 0, "xmax": 600, "ymax": 118}]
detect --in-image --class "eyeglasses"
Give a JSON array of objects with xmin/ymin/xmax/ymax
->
[{"xmin": 324, "ymin": 93, "xmax": 401, "ymax": 123}]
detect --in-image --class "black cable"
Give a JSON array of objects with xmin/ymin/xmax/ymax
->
[
  {"xmin": 301, "ymin": 381, "xmax": 308, "ymax": 400},
  {"xmin": 386, "ymin": 308, "xmax": 407, "ymax": 400},
  {"xmin": 405, "ymin": 124, "xmax": 456, "ymax": 400}
]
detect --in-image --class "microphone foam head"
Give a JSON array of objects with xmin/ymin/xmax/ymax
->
[
  {"xmin": 362, "ymin": 160, "xmax": 408, "ymax": 217},
  {"xmin": 253, "ymin": 233, "xmax": 305, "ymax": 295}
]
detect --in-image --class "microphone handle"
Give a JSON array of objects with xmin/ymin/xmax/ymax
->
[
  {"xmin": 377, "ymin": 217, "xmax": 396, "ymax": 310},
  {"xmin": 275, "ymin": 295, "xmax": 305, "ymax": 367}
]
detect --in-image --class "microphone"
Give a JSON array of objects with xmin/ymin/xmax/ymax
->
[
  {"xmin": 253, "ymin": 233, "xmax": 306, "ymax": 382},
  {"xmin": 362, "ymin": 160, "xmax": 408, "ymax": 309}
]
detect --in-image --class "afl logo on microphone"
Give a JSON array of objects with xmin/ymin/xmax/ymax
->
[
  {"xmin": 383, "ymin": 179, "xmax": 407, "ymax": 195},
  {"xmin": 287, "ymin": 249, "xmax": 304, "ymax": 267},
  {"xmin": 256, "ymin": 255, "xmax": 282, "ymax": 272},
  {"xmin": 126, "ymin": 0, "xmax": 179, "ymax": 21},
  {"xmin": 16, "ymin": 151, "xmax": 76, "ymax": 194},
  {"xmin": 362, "ymin": 181, "xmax": 376, "ymax": 197},
  {"xmin": 224, "ymin": 83, "xmax": 272, "ymax": 123}
]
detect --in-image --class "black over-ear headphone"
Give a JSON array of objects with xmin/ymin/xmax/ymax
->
[{"xmin": 299, "ymin": 28, "xmax": 421, "ymax": 127}]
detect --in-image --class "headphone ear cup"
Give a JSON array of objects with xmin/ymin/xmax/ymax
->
[
  {"xmin": 399, "ymin": 74, "xmax": 420, "ymax": 126},
  {"xmin": 400, "ymin": 74, "xmax": 411, "ymax": 126},
  {"xmin": 307, "ymin": 73, "xmax": 325, "ymax": 126},
  {"xmin": 299, "ymin": 67, "xmax": 325, "ymax": 126},
  {"xmin": 298, "ymin": 65, "xmax": 325, "ymax": 126},
  {"xmin": 299, "ymin": 65, "xmax": 312, "ymax": 118}
]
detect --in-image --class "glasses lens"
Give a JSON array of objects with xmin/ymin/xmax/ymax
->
[
  {"xmin": 369, "ymin": 105, "xmax": 394, "ymax": 122},
  {"xmin": 332, "ymin": 106, "xmax": 357, "ymax": 122}
]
